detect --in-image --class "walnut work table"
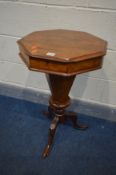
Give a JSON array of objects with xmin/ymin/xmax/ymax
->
[{"xmin": 17, "ymin": 29, "xmax": 107, "ymax": 159}]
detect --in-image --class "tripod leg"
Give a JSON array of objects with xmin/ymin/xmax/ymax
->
[
  {"xmin": 65, "ymin": 111, "xmax": 88, "ymax": 130},
  {"xmin": 41, "ymin": 115, "xmax": 59, "ymax": 159}
]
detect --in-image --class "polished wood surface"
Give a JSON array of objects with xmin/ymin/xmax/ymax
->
[
  {"xmin": 17, "ymin": 29, "xmax": 107, "ymax": 159},
  {"xmin": 18, "ymin": 29, "xmax": 107, "ymax": 76},
  {"xmin": 18, "ymin": 29, "xmax": 107, "ymax": 62}
]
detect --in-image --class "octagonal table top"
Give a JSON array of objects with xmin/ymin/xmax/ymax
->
[
  {"xmin": 17, "ymin": 29, "xmax": 107, "ymax": 63},
  {"xmin": 17, "ymin": 29, "xmax": 107, "ymax": 76}
]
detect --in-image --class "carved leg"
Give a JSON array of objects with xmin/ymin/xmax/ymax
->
[
  {"xmin": 41, "ymin": 115, "xmax": 59, "ymax": 159},
  {"xmin": 65, "ymin": 111, "xmax": 88, "ymax": 130}
]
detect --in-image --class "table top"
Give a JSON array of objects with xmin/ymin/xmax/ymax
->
[
  {"xmin": 18, "ymin": 29, "xmax": 107, "ymax": 63},
  {"xmin": 18, "ymin": 29, "xmax": 107, "ymax": 76}
]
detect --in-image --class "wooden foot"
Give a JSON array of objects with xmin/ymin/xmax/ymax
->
[
  {"xmin": 41, "ymin": 115, "xmax": 59, "ymax": 159},
  {"xmin": 64, "ymin": 111, "xmax": 88, "ymax": 130}
]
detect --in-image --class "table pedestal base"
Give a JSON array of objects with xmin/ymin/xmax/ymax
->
[
  {"xmin": 41, "ymin": 74, "xmax": 88, "ymax": 159},
  {"xmin": 42, "ymin": 107, "xmax": 88, "ymax": 159}
]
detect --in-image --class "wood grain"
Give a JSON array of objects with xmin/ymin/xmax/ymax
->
[{"xmin": 18, "ymin": 29, "xmax": 107, "ymax": 63}]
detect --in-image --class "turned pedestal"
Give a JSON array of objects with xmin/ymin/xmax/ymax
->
[{"xmin": 17, "ymin": 29, "xmax": 107, "ymax": 158}]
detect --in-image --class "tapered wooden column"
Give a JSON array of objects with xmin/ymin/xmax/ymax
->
[{"xmin": 46, "ymin": 74, "xmax": 76, "ymax": 109}]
